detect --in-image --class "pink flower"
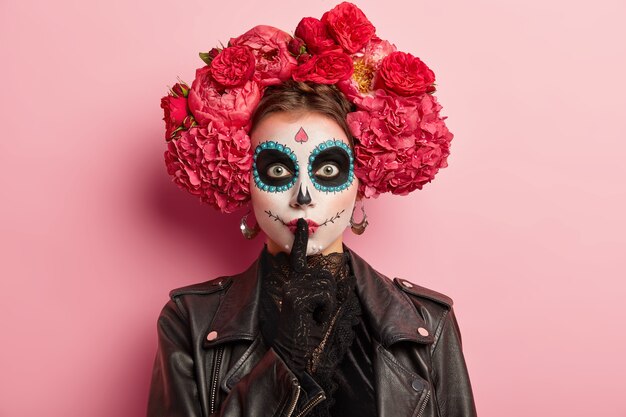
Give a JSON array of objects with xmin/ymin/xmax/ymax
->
[
  {"xmin": 292, "ymin": 51, "xmax": 354, "ymax": 84},
  {"xmin": 337, "ymin": 37, "xmax": 397, "ymax": 100},
  {"xmin": 375, "ymin": 51, "xmax": 436, "ymax": 96},
  {"xmin": 362, "ymin": 37, "xmax": 397, "ymax": 69},
  {"xmin": 230, "ymin": 25, "xmax": 298, "ymax": 87},
  {"xmin": 321, "ymin": 2, "xmax": 376, "ymax": 54},
  {"xmin": 351, "ymin": 90, "xmax": 420, "ymax": 138},
  {"xmin": 347, "ymin": 90, "xmax": 452, "ymax": 197},
  {"xmin": 188, "ymin": 66, "xmax": 262, "ymax": 130},
  {"xmin": 164, "ymin": 123, "xmax": 252, "ymax": 213},
  {"xmin": 210, "ymin": 46, "xmax": 256, "ymax": 88}
]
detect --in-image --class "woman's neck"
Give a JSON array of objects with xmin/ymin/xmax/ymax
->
[{"xmin": 265, "ymin": 235, "xmax": 344, "ymax": 256}]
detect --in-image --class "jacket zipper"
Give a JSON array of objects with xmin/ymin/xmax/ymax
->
[
  {"xmin": 416, "ymin": 390, "xmax": 431, "ymax": 417},
  {"xmin": 209, "ymin": 346, "xmax": 225, "ymax": 415},
  {"xmin": 294, "ymin": 393, "xmax": 325, "ymax": 417},
  {"xmin": 285, "ymin": 382, "xmax": 301, "ymax": 417}
]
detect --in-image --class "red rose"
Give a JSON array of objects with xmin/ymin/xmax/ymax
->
[
  {"xmin": 160, "ymin": 94, "xmax": 190, "ymax": 140},
  {"xmin": 321, "ymin": 2, "xmax": 376, "ymax": 54},
  {"xmin": 210, "ymin": 46, "xmax": 256, "ymax": 88},
  {"xmin": 207, "ymin": 47, "xmax": 220, "ymax": 60},
  {"xmin": 292, "ymin": 51, "xmax": 354, "ymax": 84},
  {"xmin": 294, "ymin": 17, "xmax": 340, "ymax": 54},
  {"xmin": 375, "ymin": 51, "xmax": 436, "ymax": 96},
  {"xmin": 297, "ymin": 53, "xmax": 312, "ymax": 65},
  {"xmin": 230, "ymin": 25, "xmax": 298, "ymax": 87},
  {"xmin": 288, "ymin": 37, "xmax": 306, "ymax": 57},
  {"xmin": 171, "ymin": 82, "xmax": 189, "ymax": 97},
  {"xmin": 188, "ymin": 66, "xmax": 262, "ymax": 130}
]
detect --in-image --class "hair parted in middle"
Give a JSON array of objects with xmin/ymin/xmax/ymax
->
[{"xmin": 251, "ymin": 81, "xmax": 356, "ymax": 147}]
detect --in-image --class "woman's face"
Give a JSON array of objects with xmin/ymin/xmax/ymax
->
[{"xmin": 250, "ymin": 112, "xmax": 358, "ymax": 256}]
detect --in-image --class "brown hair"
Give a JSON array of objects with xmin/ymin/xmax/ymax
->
[{"xmin": 250, "ymin": 81, "xmax": 356, "ymax": 146}]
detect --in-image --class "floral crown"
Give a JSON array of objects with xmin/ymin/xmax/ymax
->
[{"xmin": 161, "ymin": 2, "xmax": 453, "ymax": 213}]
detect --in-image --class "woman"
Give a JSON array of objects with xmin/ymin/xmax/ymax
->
[{"xmin": 151, "ymin": 3, "xmax": 476, "ymax": 416}]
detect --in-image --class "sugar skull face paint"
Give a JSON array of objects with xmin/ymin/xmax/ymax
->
[{"xmin": 250, "ymin": 112, "xmax": 358, "ymax": 256}]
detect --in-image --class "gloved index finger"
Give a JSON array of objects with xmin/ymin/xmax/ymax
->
[{"xmin": 290, "ymin": 218, "xmax": 309, "ymax": 273}]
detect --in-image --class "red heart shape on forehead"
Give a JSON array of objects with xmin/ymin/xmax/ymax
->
[{"xmin": 295, "ymin": 127, "xmax": 309, "ymax": 143}]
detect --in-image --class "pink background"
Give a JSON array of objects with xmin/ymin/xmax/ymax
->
[{"xmin": 1, "ymin": 0, "xmax": 625, "ymax": 416}]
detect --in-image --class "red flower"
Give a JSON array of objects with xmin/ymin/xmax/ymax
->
[
  {"xmin": 375, "ymin": 51, "xmax": 436, "ymax": 96},
  {"xmin": 210, "ymin": 46, "xmax": 256, "ymax": 88},
  {"xmin": 162, "ymin": 5, "xmax": 453, "ymax": 210},
  {"xmin": 292, "ymin": 51, "xmax": 354, "ymax": 84},
  {"xmin": 288, "ymin": 37, "xmax": 306, "ymax": 57},
  {"xmin": 160, "ymin": 83, "xmax": 192, "ymax": 140},
  {"xmin": 230, "ymin": 25, "xmax": 298, "ymax": 87},
  {"xmin": 188, "ymin": 66, "xmax": 262, "ymax": 130},
  {"xmin": 171, "ymin": 82, "xmax": 189, "ymax": 97},
  {"xmin": 347, "ymin": 90, "xmax": 452, "ymax": 197},
  {"xmin": 164, "ymin": 123, "xmax": 252, "ymax": 213},
  {"xmin": 321, "ymin": 2, "xmax": 376, "ymax": 54},
  {"xmin": 294, "ymin": 17, "xmax": 340, "ymax": 54}
]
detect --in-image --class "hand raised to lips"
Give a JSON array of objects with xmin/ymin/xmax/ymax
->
[
  {"xmin": 288, "ymin": 218, "xmax": 337, "ymax": 324},
  {"xmin": 286, "ymin": 218, "xmax": 319, "ymax": 235},
  {"xmin": 269, "ymin": 218, "xmax": 338, "ymax": 375},
  {"xmin": 290, "ymin": 218, "xmax": 310, "ymax": 273}
]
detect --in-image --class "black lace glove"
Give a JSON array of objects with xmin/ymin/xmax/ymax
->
[{"xmin": 272, "ymin": 218, "xmax": 337, "ymax": 377}]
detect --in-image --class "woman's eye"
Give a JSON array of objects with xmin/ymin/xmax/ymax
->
[
  {"xmin": 315, "ymin": 163, "xmax": 340, "ymax": 179},
  {"xmin": 267, "ymin": 163, "xmax": 292, "ymax": 178}
]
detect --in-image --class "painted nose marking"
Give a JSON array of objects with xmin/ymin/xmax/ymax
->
[{"xmin": 297, "ymin": 184, "xmax": 312, "ymax": 205}]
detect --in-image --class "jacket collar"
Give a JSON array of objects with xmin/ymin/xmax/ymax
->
[{"xmin": 204, "ymin": 245, "xmax": 433, "ymax": 349}]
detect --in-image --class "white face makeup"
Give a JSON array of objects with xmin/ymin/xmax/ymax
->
[{"xmin": 250, "ymin": 112, "xmax": 358, "ymax": 256}]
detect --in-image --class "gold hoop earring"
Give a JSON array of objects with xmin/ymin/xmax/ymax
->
[
  {"xmin": 240, "ymin": 211, "xmax": 260, "ymax": 239},
  {"xmin": 350, "ymin": 203, "xmax": 368, "ymax": 235}
]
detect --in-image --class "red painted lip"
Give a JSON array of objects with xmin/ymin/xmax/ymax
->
[{"xmin": 286, "ymin": 218, "xmax": 319, "ymax": 235}]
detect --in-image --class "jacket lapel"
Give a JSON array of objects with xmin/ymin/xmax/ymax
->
[
  {"xmin": 203, "ymin": 258, "xmax": 261, "ymax": 349},
  {"xmin": 347, "ymin": 248, "xmax": 434, "ymax": 417},
  {"xmin": 347, "ymin": 248, "xmax": 434, "ymax": 346}
]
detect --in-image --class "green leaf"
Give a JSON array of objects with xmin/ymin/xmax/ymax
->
[{"xmin": 199, "ymin": 52, "xmax": 213, "ymax": 65}]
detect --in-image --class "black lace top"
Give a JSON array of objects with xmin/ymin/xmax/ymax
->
[{"xmin": 259, "ymin": 246, "xmax": 376, "ymax": 417}]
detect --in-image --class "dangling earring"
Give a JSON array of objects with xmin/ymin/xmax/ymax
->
[
  {"xmin": 240, "ymin": 211, "xmax": 260, "ymax": 239},
  {"xmin": 350, "ymin": 202, "xmax": 369, "ymax": 235}
]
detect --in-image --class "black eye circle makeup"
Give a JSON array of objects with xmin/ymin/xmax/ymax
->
[
  {"xmin": 308, "ymin": 140, "xmax": 354, "ymax": 192},
  {"xmin": 253, "ymin": 139, "xmax": 354, "ymax": 193},
  {"xmin": 253, "ymin": 141, "xmax": 298, "ymax": 192}
]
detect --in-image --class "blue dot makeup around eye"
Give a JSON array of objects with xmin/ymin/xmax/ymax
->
[
  {"xmin": 308, "ymin": 139, "xmax": 354, "ymax": 193},
  {"xmin": 253, "ymin": 141, "xmax": 299, "ymax": 192}
]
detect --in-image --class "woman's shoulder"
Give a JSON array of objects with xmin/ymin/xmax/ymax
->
[
  {"xmin": 346, "ymin": 246, "xmax": 454, "ymax": 310},
  {"xmin": 168, "ymin": 275, "xmax": 233, "ymax": 299},
  {"xmin": 168, "ymin": 257, "xmax": 258, "ymax": 300},
  {"xmin": 392, "ymin": 278, "xmax": 454, "ymax": 309}
]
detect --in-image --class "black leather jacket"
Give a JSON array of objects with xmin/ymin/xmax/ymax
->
[{"xmin": 147, "ymin": 247, "xmax": 476, "ymax": 417}]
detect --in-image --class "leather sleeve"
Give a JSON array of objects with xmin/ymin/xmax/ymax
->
[
  {"xmin": 147, "ymin": 300, "xmax": 313, "ymax": 417},
  {"xmin": 430, "ymin": 308, "xmax": 477, "ymax": 417},
  {"xmin": 148, "ymin": 300, "xmax": 203, "ymax": 417}
]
